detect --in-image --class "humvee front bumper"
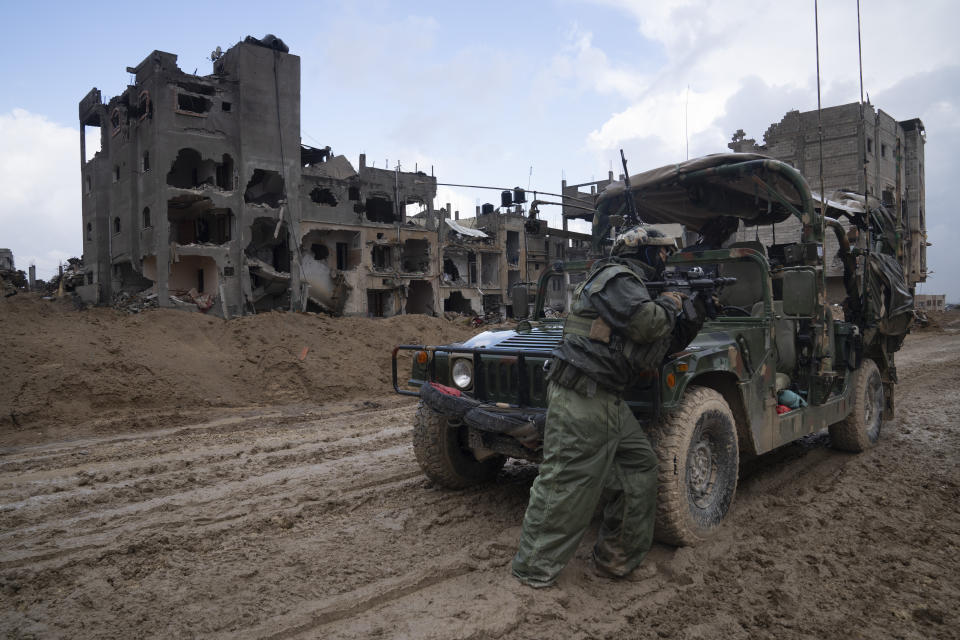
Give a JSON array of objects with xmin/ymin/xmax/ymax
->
[{"xmin": 419, "ymin": 381, "xmax": 546, "ymax": 461}]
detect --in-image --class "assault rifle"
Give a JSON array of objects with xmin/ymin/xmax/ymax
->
[{"xmin": 644, "ymin": 267, "xmax": 737, "ymax": 320}]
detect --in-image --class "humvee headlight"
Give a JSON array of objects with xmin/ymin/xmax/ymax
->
[{"xmin": 452, "ymin": 359, "xmax": 473, "ymax": 389}]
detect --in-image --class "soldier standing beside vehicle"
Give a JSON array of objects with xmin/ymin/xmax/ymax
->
[{"xmin": 512, "ymin": 225, "xmax": 706, "ymax": 587}]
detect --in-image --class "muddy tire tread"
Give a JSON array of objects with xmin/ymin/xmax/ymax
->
[
  {"xmin": 829, "ymin": 358, "xmax": 883, "ymax": 452},
  {"xmin": 412, "ymin": 401, "xmax": 504, "ymax": 489},
  {"xmin": 649, "ymin": 386, "xmax": 738, "ymax": 547}
]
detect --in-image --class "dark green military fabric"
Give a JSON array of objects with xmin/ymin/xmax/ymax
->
[
  {"xmin": 552, "ymin": 257, "xmax": 679, "ymax": 392},
  {"xmin": 512, "ymin": 382, "xmax": 658, "ymax": 587},
  {"xmin": 512, "ymin": 256, "xmax": 684, "ymax": 587}
]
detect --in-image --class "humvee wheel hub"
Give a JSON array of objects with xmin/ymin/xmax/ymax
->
[{"xmin": 688, "ymin": 439, "xmax": 714, "ymax": 501}]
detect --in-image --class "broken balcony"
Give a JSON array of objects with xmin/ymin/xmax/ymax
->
[
  {"xmin": 244, "ymin": 218, "xmax": 292, "ymax": 311},
  {"xmin": 442, "ymin": 248, "xmax": 476, "ymax": 286},
  {"xmin": 168, "ymin": 196, "xmax": 233, "ymax": 245},
  {"xmin": 167, "ymin": 148, "xmax": 235, "ymax": 191},
  {"xmin": 244, "ymin": 169, "xmax": 286, "ymax": 208}
]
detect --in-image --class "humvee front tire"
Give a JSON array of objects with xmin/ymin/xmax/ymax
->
[
  {"xmin": 650, "ymin": 386, "xmax": 739, "ymax": 546},
  {"xmin": 829, "ymin": 358, "xmax": 883, "ymax": 452},
  {"xmin": 413, "ymin": 401, "xmax": 505, "ymax": 489}
]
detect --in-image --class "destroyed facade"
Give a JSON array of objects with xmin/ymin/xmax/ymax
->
[
  {"xmin": 78, "ymin": 36, "xmax": 587, "ymax": 318},
  {"xmin": 914, "ymin": 294, "xmax": 946, "ymax": 312},
  {"xmin": 729, "ymin": 103, "xmax": 928, "ymax": 300}
]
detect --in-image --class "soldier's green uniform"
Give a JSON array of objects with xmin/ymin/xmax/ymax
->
[{"xmin": 512, "ymin": 252, "xmax": 683, "ymax": 588}]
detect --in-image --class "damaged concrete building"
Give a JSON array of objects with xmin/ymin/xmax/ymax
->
[
  {"xmin": 728, "ymin": 102, "xmax": 928, "ymax": 299},
  {"xmin": 79, "ymin": 35, "xmax": 442, "ymax": 317},
  {"xmin": 78, "ymin": 35, "xmax": 589, "ymax": 318},
  {"xmin": 436, "ymin": 199, "xmax": 591, "ymax": 317}
]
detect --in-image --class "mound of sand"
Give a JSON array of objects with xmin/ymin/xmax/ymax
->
[
  {"xmin": 914, "ymin": 309, "xmax": 960, "ymax": 332},
  {"xmin": 0, "ymin": 294, "xmax": 478, "ymax": 435}
]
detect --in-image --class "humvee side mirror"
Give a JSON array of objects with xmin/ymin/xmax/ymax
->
[{"xmin": 782, "ymin": 270, "xmax": 817, "ymax": 316}]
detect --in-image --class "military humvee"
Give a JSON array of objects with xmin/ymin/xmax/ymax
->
[{"xmin": 392, "ymin": 154, "xmax": 913, "ymax": 546}]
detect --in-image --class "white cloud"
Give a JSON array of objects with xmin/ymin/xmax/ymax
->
[
  {"xmin": 0, "ymin": 109, "xmax": 80, "ymax": 280},
  {"xmin": 587, "ymin": 85, "xmax": 728, "ymax": 156},
  {"xmin": 543, "ymin": 27, "xmax": 654, "ymax": 102},
  {"xmin": 577, "ymin": 0, "xmax": 958, "ymax": 154}
]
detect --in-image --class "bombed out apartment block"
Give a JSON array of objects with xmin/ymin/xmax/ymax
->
[
  {"xmin": 729, "ymin": 102, "xmax": 928, "ymax": 300},
  {"xmin": 436, "ymin": 199, "xmax": 591, "ymax": 317},
  {"xmin": 78, "ymin": 36, "xmax": 587, "ymax": 319}
]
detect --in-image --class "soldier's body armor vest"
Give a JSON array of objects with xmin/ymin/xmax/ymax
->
[{"xmin": 549, "ymin": 261, "xmax": 673, "ymax": 394}]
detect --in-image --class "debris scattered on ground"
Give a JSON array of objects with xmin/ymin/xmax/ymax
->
[{"xmin": 112, "ymin": 290, "xmax": 159, "ymax": 313}]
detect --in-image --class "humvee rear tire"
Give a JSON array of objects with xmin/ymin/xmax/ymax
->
[
  {"xmin": 650, "ymin": 386, "xmax": 739, "ymax": 547},
  {"xmin": 413, "ymin": 401, "xmax": 505, "ymax": 489},
  {"xmin": 829, "ymin": 358, "xmax": 883, "ymax": 452}
]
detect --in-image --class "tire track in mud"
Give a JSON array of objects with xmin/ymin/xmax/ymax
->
[
  {"xmin": 0, "ymin": 405, "xmax": 422, "ymax": 559},
  {"xmin": 1, "ymin": 399, "xmax": 485, "ymax": 637},
  {"xmin": 2, "ymin": 333, "xmax": 959, "ymax": 639}
]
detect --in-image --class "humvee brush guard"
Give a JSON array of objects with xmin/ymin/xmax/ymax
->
[{"xmin": 393, "ymin": 154, "xmax": 913, "ymax": 546}]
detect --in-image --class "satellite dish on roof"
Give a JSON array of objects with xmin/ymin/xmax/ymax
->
[{"xmin": 210, "ymin": 46, "xmax": 223, "ymax": 62}]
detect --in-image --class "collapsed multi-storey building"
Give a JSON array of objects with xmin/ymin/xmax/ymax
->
[
  {"xmin": 77, "ymin": 35, "xmax": 588, "ymax": 319},
  {"xmin": 0, "ymin": 249, "xmax": 13, "ymax": 272},
  {"xmin": 728, "ymin": 102, "xmax": 928, "ymax": 300}
]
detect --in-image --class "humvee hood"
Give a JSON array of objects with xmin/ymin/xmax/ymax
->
[{"xmin": 459, "ymin": 323, "xmax": 564, "ymax": 352}]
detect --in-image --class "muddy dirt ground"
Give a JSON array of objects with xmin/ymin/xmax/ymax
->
[{"xmin": 1, "ymin": 300, "xmax": 958, "ymax": 639}]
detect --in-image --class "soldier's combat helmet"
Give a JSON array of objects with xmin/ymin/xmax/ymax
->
[
  {"xmin": 611, "ymin": 225, "xmax": 677, "ymax": 257},
  {"xmin": 612, "ymin": 224, "xmax": 678, "ymax": 271}
]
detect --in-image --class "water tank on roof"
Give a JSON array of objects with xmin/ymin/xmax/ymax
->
[
  {"xmin": 482, "ymin": 203, "xmax": 495, "ymax": 215},
  {"xmin": 513, "ymin": 188, "xmax": 526, "ymax": 203},
  {"xmin": 501, "ymin": 190, "xmax": 512, "ymax": 207}
]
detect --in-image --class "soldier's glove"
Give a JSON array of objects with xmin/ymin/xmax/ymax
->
[
  {"xmin": 686, "ymin": 291, "xmax": 709, "ymax": 325},
  {"xmin": 659, "ymin": 291, "xmax": 685, "ymax": 314},
  {"xmin": 667, "ymin": 292, "xmax": 707, "ymax": 354}
]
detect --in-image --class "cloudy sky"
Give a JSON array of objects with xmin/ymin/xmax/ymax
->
[{"xmin": 1, "ymin": 0, "xmax": 956, "ymax": 300}]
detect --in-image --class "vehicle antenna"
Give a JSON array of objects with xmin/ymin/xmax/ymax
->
[
  {"xmin": 685, "ymin": 84, "xmax": 690, "ymax": 161},
  {"xmin": 855, "ymin": 0, "xmax": 870, "ymax": 310},
  {"xmin": 857, "ymin": 0, "xmax": 868, "ymax": 216},
  {"xmin": 815, "ymin": 0, "xmax": 826, "ymax": 219}
]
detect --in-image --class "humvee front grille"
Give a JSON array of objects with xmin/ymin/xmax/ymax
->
[{"xmin": 478, "ymin": 359, "xmax": 547, "ymax": 404}]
